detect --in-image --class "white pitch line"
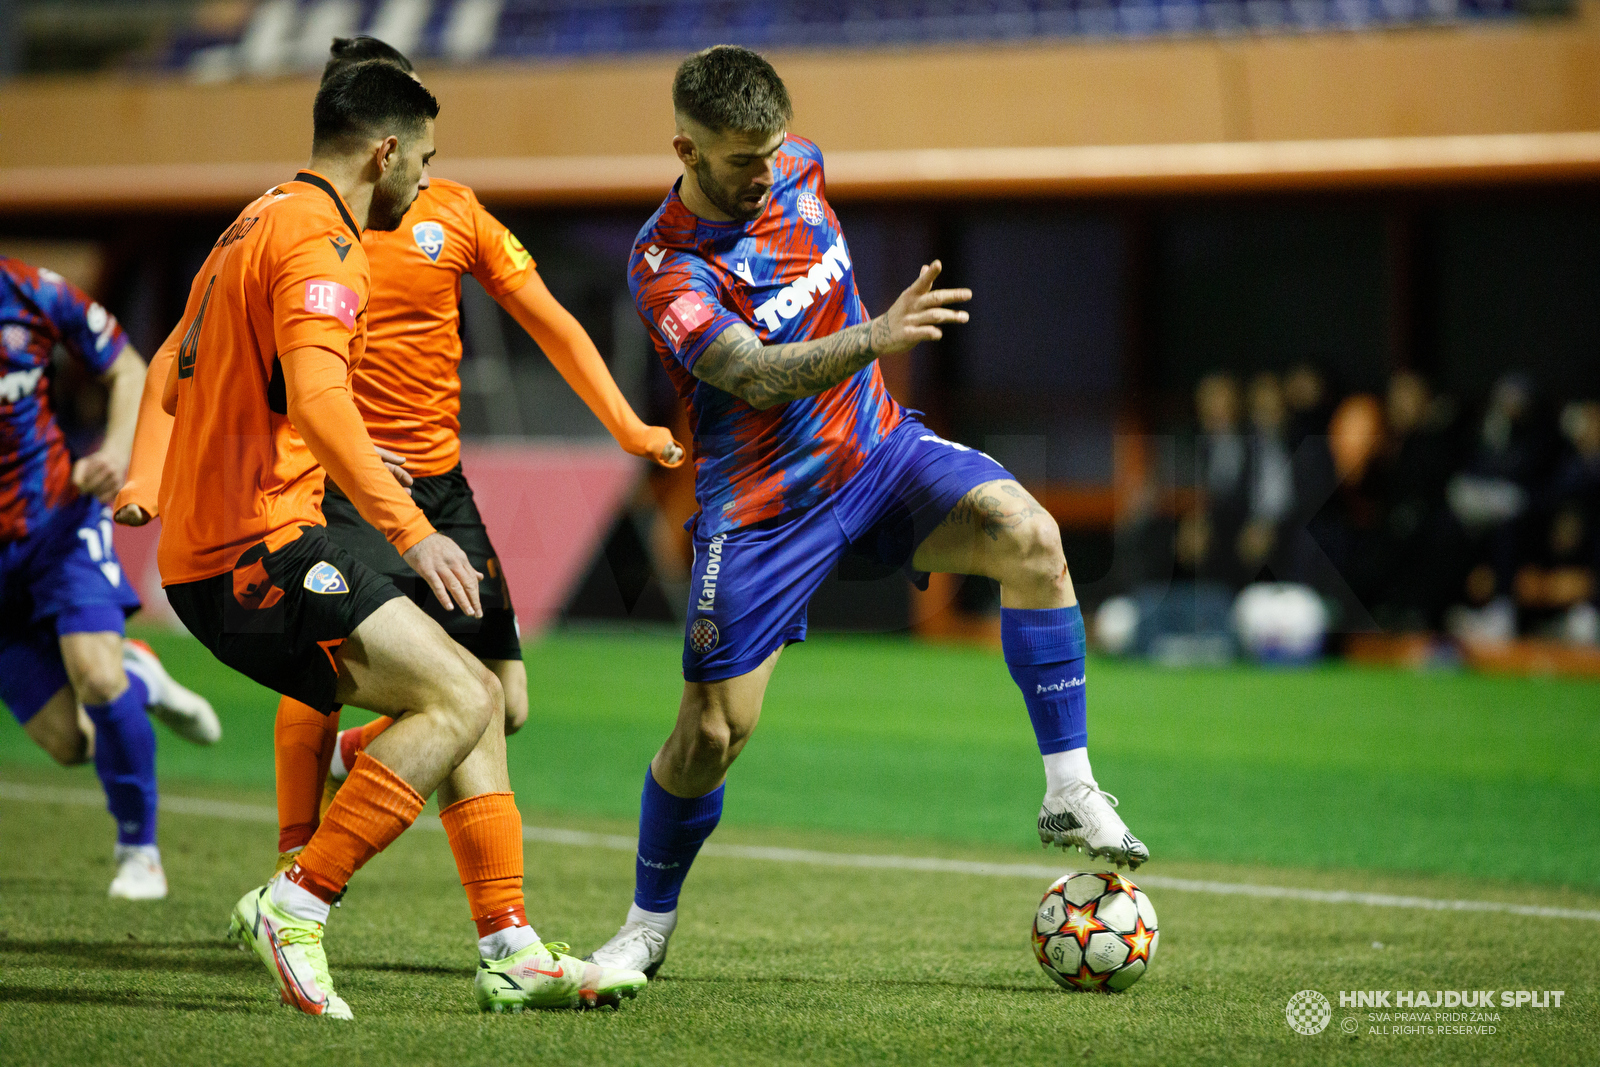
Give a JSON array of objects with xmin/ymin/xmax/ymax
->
[{"xmin": 5, "ymin": 779, "xmax": 1599, "ymax": 923}]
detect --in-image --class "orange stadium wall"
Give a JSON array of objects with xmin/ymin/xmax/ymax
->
[{"xmin": 5, "ymin": 15, "xmax": 1600, "ymax": 209}]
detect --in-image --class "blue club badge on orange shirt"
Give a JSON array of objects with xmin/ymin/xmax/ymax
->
[
  {"xmin": 413, "ymin": 221, "xmax": 445, "ymax": 262},
  {"xmin": 303, "ymin": 561, "xmax": 349, "ymax": 595}
]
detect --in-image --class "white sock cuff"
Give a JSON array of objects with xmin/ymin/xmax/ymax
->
[
  {"xmin": 1043, "ymin": 747, "xmax": 1095, "ymax": 793},
  {"xmin": 114, "ymin": 843, "xmax": 161, "ymax": 862},
  {"xmin": 270, "ymin": 873, "xmax": 332, "ymax": 924},
  {"xmin": 479, "ymin": 923, "xmax": 540, "ymax": 960},
  {"xmin": 627, "ymin": 902, "xmax": 678, "ymax": 937}
]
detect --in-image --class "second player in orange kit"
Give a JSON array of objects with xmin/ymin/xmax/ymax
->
[{"xmin": 114, "ymin": 57, "xmax": 655, "ymax": 1018}]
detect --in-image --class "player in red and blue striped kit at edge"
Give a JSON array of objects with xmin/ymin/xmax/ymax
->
[
  {"xmin": 587, "ymin": 46, "xmax": 1148, "ymax": 977},
  {"xmin": 0, "ymin": 257, "xmax": 219, "ymax": 900}
]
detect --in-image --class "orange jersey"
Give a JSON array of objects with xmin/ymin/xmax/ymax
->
[
  {"xmin": 356, "ymin": 178, "xmax": 534, "ymax": 475},
  {"xmin": 156, "ymin": 171, "xmax": 431, "ymax": 584}
]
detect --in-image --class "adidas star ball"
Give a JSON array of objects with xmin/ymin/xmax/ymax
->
[{"xmin": 1033, "ymin": 871, "xmax": 1158, "ymax": 992}]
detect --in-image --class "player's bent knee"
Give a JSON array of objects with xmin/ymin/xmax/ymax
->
[
  {"xmin": 989, "ymin": 511, "xmax": 1068, "ymax": 592},
  {"xmin": 67, "ymin": 658, "xmax": 129, "ymax": 708},
  {"xmin": 693, "ymin": 717, "xmax": 734, "ymax": 760}
]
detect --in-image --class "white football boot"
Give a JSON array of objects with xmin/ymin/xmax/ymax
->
[
  {"xmin": 585, "ymin": 921, "xmax": 670, "ymax": 979},
  {"xmin": 1038, "ymin": 780, "xmax": 1149, "ymax": 869},
  {"xmin": 108, "ymin": 844, "xmax": 168, "ymax": 900},
  {"xmin": 123, "ymin": 639, "xmax": 222, "ymax": 745}
]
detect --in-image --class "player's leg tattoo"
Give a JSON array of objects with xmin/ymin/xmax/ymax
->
[{"xmin": 943, "ymin": 481, "xmax": 1047, "ymax": 542}]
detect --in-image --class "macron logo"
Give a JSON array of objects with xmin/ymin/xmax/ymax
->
[
  {"xmin": 1037, "ymin": 676, "xmax": 1085, "ymax": 695},
  {"xmin": 753, "ymin": 237, "xmax": 850, "ymax": 332},
  {"xmin": 643, "ymin": 245, "xmax": 667, "ymax": 272}
]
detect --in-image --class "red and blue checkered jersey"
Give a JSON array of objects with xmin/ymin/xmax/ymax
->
[
  {"xmin": 629, "ymin": 137, "xmax": 904, "ymax": 535},
  {"xmin": 0, "ymin": 257, "xmax": 128, "ymax": 543}
]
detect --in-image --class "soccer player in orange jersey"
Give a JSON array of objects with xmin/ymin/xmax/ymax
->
[
  {"xmin": 113, "ymin": 60, "xmax": 647, "ymax": 1018},
  {"xmin": 118, "ymin": 37, "xmax": 684, "ymax": 890}
]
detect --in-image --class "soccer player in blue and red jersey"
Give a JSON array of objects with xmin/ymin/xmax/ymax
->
[
  {"xmin": 586, "ymin": 46, "xmax": 1149, "ymax": 976},
  {"xmin": 0, "ymin": 256, "xmax": 219, "ymax": 900}
]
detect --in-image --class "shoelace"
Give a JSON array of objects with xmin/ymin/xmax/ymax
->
[
  {"xmin": 601, "ymin": 923, "xmax": 665, "ymax": 960},
  {"xmin": 1065, "ymin": 780, "xmax": 1119, "ymax": 808}
]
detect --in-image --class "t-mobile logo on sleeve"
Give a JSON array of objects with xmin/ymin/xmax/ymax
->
[
  {"xmin": 660, "ymin": 291, "xmax": 713, "ymax": 352},
  {"xmin": 304, "ymin": 279, "xmax": 359, "ymax": 329}
]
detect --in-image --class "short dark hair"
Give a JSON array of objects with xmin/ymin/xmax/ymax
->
[
  {"xmin": 312, "ymin": 59, "xmax": 438, "ymax": 153},
  {"xmin": 672, "ymin": 45, "xmax": 791, "ymax": 136},
  {"xmin": 322, "ymin": 35, "xmax": 415, "ymax": 85}
]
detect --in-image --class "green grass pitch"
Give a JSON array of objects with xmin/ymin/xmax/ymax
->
[{"xmin": 2, "ymin": 629, "xmax": 1598, "ymax": 1066}]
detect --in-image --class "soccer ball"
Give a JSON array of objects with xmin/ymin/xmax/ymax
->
[
  {"xmin": 1033, "ymin": 871, "xmax": 1159, "ymax": 992},
  {"xmin": 1232, "ymin": 582, "xmax": 1328, "ymax": 664}
]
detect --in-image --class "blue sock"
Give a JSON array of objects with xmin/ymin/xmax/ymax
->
[
  {"xmin": 1001, "ymin": 605, "xmax": 1088, "ymax": 755},
  {"xmin": 82, "ymin": 673, "xmax": 159, "ymax": 846},
  {"xmin": 634, "ymin": 767, "xmax": 723, "ymax": 912}
]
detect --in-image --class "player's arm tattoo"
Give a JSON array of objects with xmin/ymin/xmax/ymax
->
[
  {"xmin": 692, "ymin": 319, "xmax": 891, "ymax": 409},
  {"xmin": 946, "ymin": 483, "xmax": 1043, "ymax": 541}
]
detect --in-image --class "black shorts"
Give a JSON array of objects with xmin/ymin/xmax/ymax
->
[
  {"xmin": 322, "ymin": 464, "xmax": 520, "ymax": 662},
  {"xmin": 165, "ymin": 527, "xmax": 403, "ymax": 713}
]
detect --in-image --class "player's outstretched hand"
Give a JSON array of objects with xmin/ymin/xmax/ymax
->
[
  {"xmin": 872, "ymin": 260, "xmax": 971, "ymax": 356},
  {"xmin": 634, "ymin": 426, "xmax": 686, "ymax": 469},
  {"xmin": 113, "ymin": 504, "xmax": 151, "ymax": 526},
  {"xmin": 377, "ymin": 446, "xmax": 414, "ymax": 490},
  {"xmin": 402, "ymin": 532, "xmax": 484, "ymax": 618},
  {"xmin": 72, "ymin": 450, "xmax": 128, "ymax": 505}
]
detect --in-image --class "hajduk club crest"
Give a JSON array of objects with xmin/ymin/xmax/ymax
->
[
  {"xmin": 689, "ymin": 618, "xmax": 719, "ymax": 654},
  {"xmin": 796, "ymin": 190, "xmax": 825, "ymax": 226}
]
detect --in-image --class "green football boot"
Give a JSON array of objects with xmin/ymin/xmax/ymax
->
[
  {"xmin": 474, "ymin": 940, "xmax": 647, "ymax": 1013},
  {"xmin": 229, "ymin": 884, "xmax": 352, "ymax": 1020}
]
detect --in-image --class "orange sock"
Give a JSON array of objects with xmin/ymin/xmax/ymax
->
[
  {"xmin": 290, "ymin": 752, "xmax": 424, "ymax": 903},
  {"xmin": 336, "ymin": 715, "xmax": 395, "ymax": 776},
  {"xmin": 275, "ymin": 698, "xmax": 339, "ymax": 853},
  {"xmin": 439, "ymin": 792, "xmax": 527, "ymax": 936}
]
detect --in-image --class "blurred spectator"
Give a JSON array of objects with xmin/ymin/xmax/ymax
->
[
  {"xmin": 1444, "ymin": 373, "xmax": 1560, "ymax": 643},
  {"xmin": 1236, "ymin": 372, "xmax": 1295, "ymax": 579},
  {"xmin": 1368, "ymin": 371, "xmax": 1461, "ymax": 630},
  {"xmin": 1283, "ymin": 361, "xmax": 1337, "ymax": 450},
  {"xmin": 1513, "ymin": 401, "xmax": 1600, "ymax": 644},
  {"xmin": 1190, "ymin": 372, "xmax": 1248, "ymax": 584},
  {"xmin": 1301, "ymin": 393, "xmax": 1386, "ymax": 631}
]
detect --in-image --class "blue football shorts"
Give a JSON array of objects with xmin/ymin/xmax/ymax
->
[
  {"xmin": 0, "ymin": 494, "xmax": 142, "ymax": 723},
  {"xmin": 682, "ymin": 417, "xmax": 1010, "ymax": 682}
]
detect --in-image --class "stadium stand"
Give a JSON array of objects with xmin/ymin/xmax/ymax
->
[{"xmin": 0, "ymin": 0, "xmax": 1577, "ymax": 78}]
